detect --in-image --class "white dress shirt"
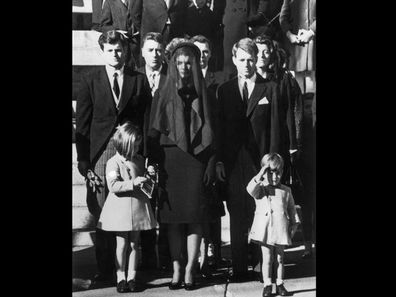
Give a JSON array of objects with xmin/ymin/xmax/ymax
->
[
  {"xmin": 105, "ymin": 65, "xmax": 124, "ymax": 107},
  {"xmin": 145, "ymin": 65, "xmax": 162, "ymax": 96},
  {"xmin": 201, "ymin": 66, "xmax": 208, "ymax": 79},
  {"xmin": 238, "ymin": 72, "xmax": 257, "ymax": 100}
]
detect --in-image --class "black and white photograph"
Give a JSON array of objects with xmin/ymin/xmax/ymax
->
[{"xmin": 72, "ymin": 0, "xmax": 316, "ymax": 296}]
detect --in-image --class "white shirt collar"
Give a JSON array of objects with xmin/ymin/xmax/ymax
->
[
  {"xmin": 202, "ymin": 66, "xmax": 208, "ymax": 78},
  {"xmin": 238, "ymin": 72, "xmax": 257, "ymax": 100},
  {"xmin": 145, "ymin": 64, "xmax": 162, "ymax": 77},
  {"xmin": 105, "ymin": 65, "xmax": 124, "ymax": 79}
]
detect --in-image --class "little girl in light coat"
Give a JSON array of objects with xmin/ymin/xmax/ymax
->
[
  {"xmin": 98, "ymin": 122, "xmax": 157, "ymax": 293},
  {"xmin": 247, "ymin": 153, "xmax": 300, "ymax": 297}
]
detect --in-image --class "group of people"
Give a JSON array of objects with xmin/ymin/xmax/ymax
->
[{"xmin": 75, "ymin": 0, "xmax": 316, "ymax": 295}]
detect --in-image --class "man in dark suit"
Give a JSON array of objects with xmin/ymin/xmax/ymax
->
[
  {"xmin": 139, "ymin": 0, "xmax": 188, "ymax": 46},
  {"xmin": 136, "ymin": 32, "xmax": 169, "ymax": 270},
  {"xmin": 191, "ymin": 34, "xmax": 225, "ymax": 275},
  {"xmin": 215, "ymin": 37, "xmax": 283, "ymax": 281},
  {"xmin": 100, "ymin": 0, "xmax": 143, "ymax": 68},
  {"xmin": 75, "ymin": 30, "xmax": 152, "ymax": 283}
]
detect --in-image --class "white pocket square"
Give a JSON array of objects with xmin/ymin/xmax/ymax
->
[{"xmin": 258, "ymin": 97, "xmax": 269, "ymax": 105}]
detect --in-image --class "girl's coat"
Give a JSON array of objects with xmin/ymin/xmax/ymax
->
[{"xmin": 98, "ymin": 153, "xmax": 158, "ymax": 232}]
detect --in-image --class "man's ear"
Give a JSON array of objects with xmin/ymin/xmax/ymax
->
[{"xmin": 232, "ymin": 55, "xmax": 237, "ymax": 66}]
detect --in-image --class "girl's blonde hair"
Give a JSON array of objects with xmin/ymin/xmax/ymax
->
[
  {"xmin": 260, "ymin": 153, "xmax": 284, "ymax": 172},
  {"xmin": 113, "ymin": 121, "xmax": 142, "ymax": 159}
]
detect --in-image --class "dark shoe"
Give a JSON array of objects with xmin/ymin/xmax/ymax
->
[
  {"xmin": 127, "ymin": 279, "xmax": 137, "ymax": 292},
  {"xmin": 116, "ymin": 280, "xmax": 129, "ymax": 293},
  {"xmin": 262, "ymin": 285, "xmax": 272, "ymax": 297},
  {"xmin": 302, "ymin": 250, "xmax": 313, "ymax": 259},
  {"xmin": 184, "ymin": 282, "xmax": 195, "ymax": 291},
  {"xmin": 276, "ymin": 284, "xmax": 290, "ymax": 296},
  {"xmin": 168, "ymin": 281, "xmax": 183, "ymax": 290}
]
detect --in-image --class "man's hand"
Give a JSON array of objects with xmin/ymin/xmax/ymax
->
[
  {"xmin": 290, "ymin": 224, "xmax": 299, "ymax": 238},
  {"xmin": 203, "ymin": 156, "xmax": 216, "ymax": 186},
  {"xmin": 133, "ymin": 176, "xmax": 148, "ymax": 187},
  {"xmin": 297, "ymin": 29, "xmax": 315, "ymax": 44},
  {"xmin": 78, "ymin": 160, "xmax": 91, "ymax": 177},
  {"xmin": 215, "ymin": 162, "xmax": 226, "ymax": 182}
]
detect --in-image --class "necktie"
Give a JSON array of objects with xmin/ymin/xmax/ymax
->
[
  {"xmin": 242, "ymin": 81, "xmax": 249, "ymax": 105},
  {"xmin": 113, "ymin": 72, "xmax": 120, "ymax": 99},
  {"xmin": 149, "ymin": 72, "xmax": 156, "ymax": 89}
]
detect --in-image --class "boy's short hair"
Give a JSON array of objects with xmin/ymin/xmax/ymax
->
[
  {"xmin": 232, "ymin": 37, "xmax": 258, "ymax": 58},
  {"xmin": 98, "ymin": 30, "xmax": 128, "ymax": 51},
  {"xmin": 190, "ymin": 35, "xmax": 212, "ymax": 52},
  {"xmin": 260, "ymin": 153, "xmax": 284, "ymax": 172},
  {"xmin": 141, "ymin": 32, "xmax": 164, "ymax": 48},
  {"xmin": 113, "ymin": 121, "xmax": 142, "ymax": 158}
]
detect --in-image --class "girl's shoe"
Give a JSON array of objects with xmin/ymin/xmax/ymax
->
[
  {"xmin": 184, "ymin": 281, "xmax": 195, "ymax": 291},
  {"xmin": 116, "ymin": 280, "xmax": 129, "ymax": 293},
  {"xmin": 262, "ymin": 285, "xmax": 272, "ymax": 297},
  {"xmin": 276, "ymin": 284, "xmax": 290, "ymax": 296},
  {"xmin": 127, "ymin": 279, "xmax": 137, "ymax": 292},
  {"xmin": 168, "ymin": 281, "xmax": 183, "ymax": 290}
]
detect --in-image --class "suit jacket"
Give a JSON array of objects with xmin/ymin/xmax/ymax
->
[
  {"xmin": 75, "ymin": 66, "xmax": 152, "ymax": 165},
  {"xmin": 216, "ymin": 74, "xmax": 283, "ymax": 171},
  {"xmin": 279, "ymin": 0, "xmax": 316, "ymax": 71},
  {"xmin": 140, "ymin": 0, "xmax": 187, "ymax": 42},
  {"xmin": 100, "ymin": 0, "xmax": 142, "ymax": 35},
  {"xmin": 137, "ymin": 63, "xmax": 168, "ymax": 140}
]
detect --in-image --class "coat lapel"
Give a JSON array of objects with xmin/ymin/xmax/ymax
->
[
  {"xmin": 117, "ymin": 70, "xmax": 136, "ymax": 114},
  {"xmin": 98, "ymin": 67, "xmax": 118, "ymax": 114},
  {"xmin": 246, "ymin": 74, "xmax": 268, "ymax": 117}
]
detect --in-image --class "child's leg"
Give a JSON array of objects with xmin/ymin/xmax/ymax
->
[
  {"xmin": 261, "ymin": 244, "xmax": 274, "ymax": 286},
  {"xmin": 127, "ymin": 231, "xmax": 140, "ymax": 281},
  {"xmin": 115, "ymin": 232, "xmax": 129, "ymax": 283},
  {"xmin": 273, "ymin": 245, "xmax": 285, "ymax": 285}
]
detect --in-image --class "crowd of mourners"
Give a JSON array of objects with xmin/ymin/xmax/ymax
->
[{"xmin": 75, "ymin": 0, "xmax": 316, "ymax": 296}]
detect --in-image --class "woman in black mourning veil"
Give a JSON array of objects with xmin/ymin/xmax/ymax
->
[{"xmin": 148, "ymin": 41, "xmax": 216, "ymax": 290}]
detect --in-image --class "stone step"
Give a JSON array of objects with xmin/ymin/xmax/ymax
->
[
  {"xmin": 73, "ymin": 229, "xmax": 95, "ymax": 247},
  {"xmin": 73, "ymin": 184, "xmax": 88, "ymax": 207},
  {"xmin": 73, "ymin": 31, "xmax": 104, "ymax": 65},
  {"xmin": 73, "ymin": 0, "xmax": 92, "ymax": 13},
  {"xmin": 73, "ymin": 206, "xmax": 96, "ymax": 230}
]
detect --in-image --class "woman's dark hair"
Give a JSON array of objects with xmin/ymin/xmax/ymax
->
[{"xmin": 254, "ymin": 34, "xmax": 286, "ymax": 82}]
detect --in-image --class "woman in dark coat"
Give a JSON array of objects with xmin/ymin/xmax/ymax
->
[{"xmin": 148, "ymin": 41, "xmax": 215, "ymax": 289}]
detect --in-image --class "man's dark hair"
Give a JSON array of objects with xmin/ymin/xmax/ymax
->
[
  {"xmin": 141, "ymin": 32, "xmax": 164, "ymax": 48},
  {"xmin": 98, "ymin": 30, "xmax": 128, "ymax": 51},
  {"xmin": 190, "ymin": 35, "xmax": 212, "ymax": 52}
]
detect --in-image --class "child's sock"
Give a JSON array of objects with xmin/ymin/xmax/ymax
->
[
  {"xmin": 116, "ymin": 271, "xmax": 126, "ymax": 283},
  {"xmin": 127, "ymin": 270, "xmax": 136, "ymax": 282},
  {"xmin": 263, "ymin": 277, "xmax": 272, "ymax": 286},
  {"xmin": 276, "ymin": 279, "xmax": 284, "ymax": 286}
]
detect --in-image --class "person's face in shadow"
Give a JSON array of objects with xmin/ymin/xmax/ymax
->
[
  {"xmin": 194, "ymin": 41, "xmax": 211, "ymax": 71},
  {"xmin": 176, "ymin": 54, "xmax": 192, "ymax": 80}
]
